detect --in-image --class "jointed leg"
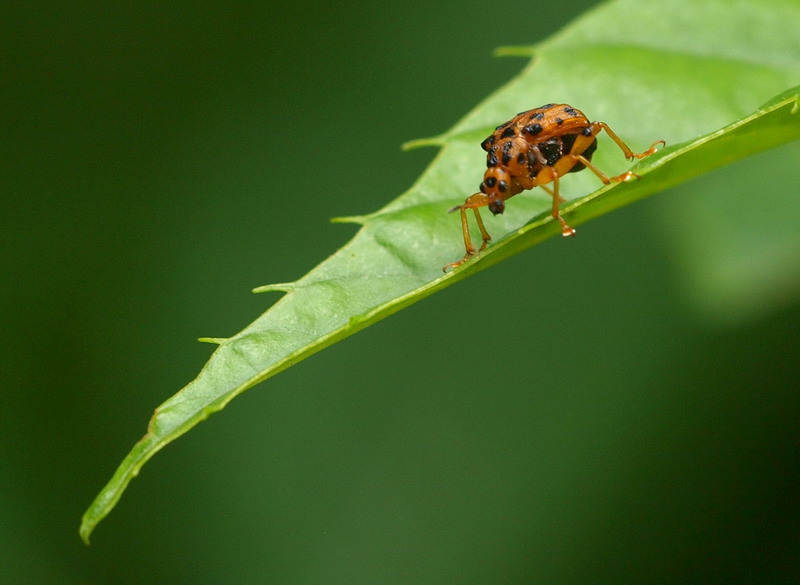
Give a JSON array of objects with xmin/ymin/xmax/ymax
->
[
  {"xmin": 563, "ymin": 153, "xmax": 638, "ymax": 184},
  {"xmin": 554, "ymin": 121, "xmax": 664, "ymax": 185},
  {"xmin": 443, "ymin": 194, "xmax": 493, "ymax": 271},
  {"xmin": 455, "ymin": 206, "xmax": 492, "ymax": 256},
  {"xmin": 539, "ymin": 183, "xmax": 565, "ymax": 203},
  {"xmin": 537, "ymin": 170, "xmax": 575, "ymax": 237},
  {"xmin": 472, "ymin": 207, "xmax": 491, "ymax": 249},
  {"xmin": 597, "ymin": 122, "xmax": 664, "ymax": 160}
]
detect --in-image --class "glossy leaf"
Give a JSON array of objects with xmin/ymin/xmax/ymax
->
[{"xmin": 81, "ymin": 0, "xmax": 800, "ymax": 543}]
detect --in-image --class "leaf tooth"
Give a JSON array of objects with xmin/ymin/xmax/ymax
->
[
  {"xmin": 494, "ymin": 45, "xmax": 536, "ymax": 57},
  {"xmin": 330, "ymin": 214, "xmax": 369, "ymax": 225},
  {"xmin": 401, "ymin": 135, "xmax": 445, "ymax": 150},
  {"xmin": 251, "ymin": 282, "xmax": 296, "ymax": 294},
  {"xmin": 197, "ymin": 337, "xmax": 228, "ymax": 344}
]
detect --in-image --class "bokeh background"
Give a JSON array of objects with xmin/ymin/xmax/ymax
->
[{"xmin": 3, "ymin": 1, "xmax": 799, "ymax": 583}]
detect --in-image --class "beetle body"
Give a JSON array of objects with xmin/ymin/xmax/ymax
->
[{"xmin": 444, "ymin": 103, "xmax": 664, "ymax": 271}]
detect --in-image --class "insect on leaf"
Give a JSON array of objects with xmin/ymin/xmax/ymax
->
[{"xmin": 80, "ymin": 0, "xmax": 800, "ymax": 543}]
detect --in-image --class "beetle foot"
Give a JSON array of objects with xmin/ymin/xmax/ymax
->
[
  {"xmin": 611, "ymin": 171, "xmax": 639, "ymax": 182},
  {"xmin": 630, "ymin": 139, "xmax": 666, "ymax": 159},
  {"xmin": 443, "ymin": 249, "xmax": 476, "ymax": 272}
]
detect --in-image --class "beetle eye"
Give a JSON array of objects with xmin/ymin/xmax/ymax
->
[{"xmin": 488, "ymin": 199, "xmax": 505, "ymax": 215}]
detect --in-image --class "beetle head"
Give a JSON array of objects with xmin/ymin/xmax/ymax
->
[{"xmin": 480, "ymin": 167, "xmax": 509, "ymax": 215}]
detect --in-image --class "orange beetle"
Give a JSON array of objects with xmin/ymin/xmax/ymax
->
[{"xmin": 444, "ymin": 104, "xmax": 664, "ymax": 271}]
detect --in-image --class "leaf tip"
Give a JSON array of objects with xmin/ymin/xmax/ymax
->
[
  {"xmin": 79, "ymin": 523, "xmax": 92, "ymax": 546},
  {"xmin": 493, "ymin": 45, "xmax": 536, "ymax": 58},
  {"xmin": 252, "ymin": 282, "xmax": 295, "ymax": 294},
  {"xmin": 197, "ymin": 336, "xmax": 227, "ymax": 344},
  {"xmin": 330, "ymin": 215, "xmax": 368, "ymax": 225},
  {"xmin": 402, "ymin": 136, "xmax": 444, "ymax": 150}
]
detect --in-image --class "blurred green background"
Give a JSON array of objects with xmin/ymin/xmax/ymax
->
[{"xmin": 3, "ymin": 1, "xmax": 799, "ymax": 583}]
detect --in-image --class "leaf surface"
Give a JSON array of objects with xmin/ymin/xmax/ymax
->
[{"xmin": 81, "ymin": 0, "xmax": 800, "ymax": 543}]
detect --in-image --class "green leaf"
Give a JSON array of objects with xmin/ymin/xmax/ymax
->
[{"xmin": 80, "ymin": 0, "xmax": 800, "ymax": 543}]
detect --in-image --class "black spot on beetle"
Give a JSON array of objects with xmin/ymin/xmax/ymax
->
[
  {"xmin": 523, "ymin": 123, "xmax": 543, "ymax": 135},
  {"xmin": 530, "ymin": 112, "xmax": 545, "ymax": 120},
  {"xmin": 484, "ymin": 176, "xmax": 497, "ymax": 188},
  {"xmin": 581, "ymin": 126, "xmax": 593, "ymax": 136},
  {"xmin": 481, "ymin": 136, "xmax": 495, "ymax": 151},
  {"xmin": 487, "ymin": 154, "xmax": 498, "ymax": 167},
  {"xmin": 501, "ymin": 141, "xmax": 513, "ymax": 165},
  {"xmin": 555, "ymin": 117, "xmax": 564, "ymax": 125},
  {"xmin": 516, "ymin": 152, "xmax": 526, "ymax": 164},
  {"xmin": 501, "ymin": 126, "xmax": 516, "ymax": 138},
  {"xmin": 563, "ymin": 106, "xmax": 578, "ymax": 116},
  {"xmin": 538, "ymin": 138, "xmax": 563, "ymax": 166},
  {"xmin": 561, "ymin": 133, "xmax": 577, "ymax": 152},
  {"xmin": 498, "ymin": 180, "xmax": 508, "ymax": 193}
]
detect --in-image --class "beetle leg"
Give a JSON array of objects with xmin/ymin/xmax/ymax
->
[
  {"xmin": 443, "ymin": 193, "xmax": 493, "ymax": 272},
  {"xmin": 458, "ymin": 193, "xmax": 493, "ymax": 249},
  {"xmin": 597, "ymin": 122, "xmax": 664, "ymax": 159},
  {"xmin": 472, "ymin": 207, "xmax": 491, "ymax": 250},
  {"xmin": 567, "ymin": 154, "xmax": 639, "ymax": 184},
  {"xmin": 558, "ymin": 121, "xmax": 661, "ymax": 184},
  {"xmin": 539, "ymin": 183, "xmax": 565, "ymax": 203},
  {"xmin": 535, "ymin": 168, "xmax": 575, "ymax": 237}
]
